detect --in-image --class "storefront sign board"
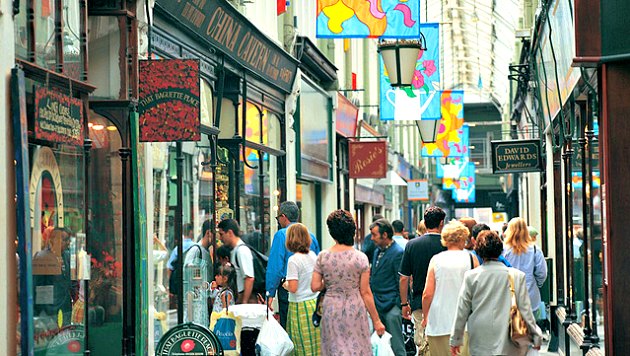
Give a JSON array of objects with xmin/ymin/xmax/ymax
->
[
  {"xmin": 335, "ymin": 93, "xmax": 358, "ymax": 137},
  {"xmin": 34, "ymin": 87, "xmax": 84, "ymax": 146},
  {"xmin": 407, "ymin": 180, "xmax": 429, "ymax": 201},
  {"xmin": 349, "ymin": 141, "xmax": 387, "ymax": 179},
  {"xmin": 156, "ymin": 323, "xmax": 223, "ymax": 356},
  {"xmin": 491, "ymin": 140, "xmax": 543, "ymax": 174},
  {"xmin": 139, "ymin": 59, "xmax": 201, "ymax": 142},
  {"xmin": 156, "ymin": 0, "xmax": 299, "ymax": 93}
]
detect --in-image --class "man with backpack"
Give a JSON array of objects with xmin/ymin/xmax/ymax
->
[
  {"xmin": 266, "ymin": 201, "xmax": 320, "ymax": 328},
  {"xmin": 218, "ymin": 219, "xmax": 264, "ymax": 304}
]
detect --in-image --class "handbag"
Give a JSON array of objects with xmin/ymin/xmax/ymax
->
[
  {"xmin": 508, "ymin": 272, "xmax": 532, "ymax": 347},
  {"xmin": 210, "ymin": 309, "xmax": 242, "ymax": 356},
  {"xmin": 312, "ymin": 289, "xmax": 326, "ymax": 327}
]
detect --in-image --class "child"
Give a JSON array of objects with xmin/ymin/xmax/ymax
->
[
  {"xmin": 283, "ymin": 223, "xmax": 321, "ymax": 356},
  {"xmin": 209, "ymin": 263, "xmax": 236, "ymax": 313}
]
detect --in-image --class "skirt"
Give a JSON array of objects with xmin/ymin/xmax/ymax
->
[{"xmin": 287, "ymin": 298, "xmax": 321, "ymax": 356}]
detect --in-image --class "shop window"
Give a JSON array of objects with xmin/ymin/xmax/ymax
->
[
  {"xmin": 88, "ymin": 16, "xmax": 122, "ymax": 98},
  {"xmin": 240, "ymin": 148, "xmax": 272, "ymax": 254},
  {"xmin": 14, "ymin": 0, "xmax": 85, "ymax": 79},
  {"xmin": 200, "ymin": 79, "xmax": 214, "ymax": 128},
  {"xmin": 86, "ymin": 112, "xmax": 124, "ymax": 354}
]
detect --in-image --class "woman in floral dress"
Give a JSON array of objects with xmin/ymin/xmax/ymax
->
[{"xmin": 311, "ymin": 210, "xmax": 385, "ymax": 356}]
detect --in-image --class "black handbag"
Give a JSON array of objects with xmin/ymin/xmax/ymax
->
[{"xmin": 312, "ymin": 289, "xmax": 326, "ymax": 327}]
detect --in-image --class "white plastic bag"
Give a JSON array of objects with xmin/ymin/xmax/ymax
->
[
  {"xmin": 255, "ymin": 316, "xmax": 294, "ymax": 356},
  {"xmin": 371, "ymin": 331, "xmax": 395, "ymax": 356}
]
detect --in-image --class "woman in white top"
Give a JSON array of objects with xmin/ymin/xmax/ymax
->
[
  {"xmin": 282, "ymin": 223, "xmax": 321, "ymax": 356},
  {"xmin": 422, "ymin": 221, "xmax": 479, "ymax": 356}
]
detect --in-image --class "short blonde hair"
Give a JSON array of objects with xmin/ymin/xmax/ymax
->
[
  {"xmin": 441, "ymin": 221, "xmax": 469, "ymax": 247},
  {"xmin": 286, "ymin": 223, "xmax": 311, "ymax": 254},
  {"xmin": 416, "ymin": 220, "xmax": 427, "ymax": 236}
]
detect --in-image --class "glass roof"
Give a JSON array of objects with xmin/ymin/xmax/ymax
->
[{"xmin": 424, "ymin": 0, "xmax": 523, "ymax": 107}]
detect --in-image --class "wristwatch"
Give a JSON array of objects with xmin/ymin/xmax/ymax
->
[{"xmin": 400, "ymin": 302, "xmax": 409, "ymax": 307}]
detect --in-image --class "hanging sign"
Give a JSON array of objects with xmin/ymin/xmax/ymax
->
[
  {"xmin": 34, "ymin": 87, "xmax": 84, "ymax": 146},
  {"xmin": 408, "ymin": 180, "xmax": 429, "ymax": 201},
  {"xmin": 491, "ymin": 139, "xmax": 543, "ymax": 173},
  {"xmin": 139, "ymin": 59, "xmax": 201, "ymax": 142},
  {"xmin": 155, "ymin": 0, "xmax": 298, "ymax": 93},
  {"xmin": 156, "ymin": 323, "xmax": 223, "ymax": 356},
  {"xmin": 45, "ymin": 325, "xmax": 85, "ymax": 354},
  {"xmin": 335, "ymin": 93, "xmax": 358, "ymax": 138},
  {"xmin": 349, "ymin": 141, "xmax": 387, "ymax": 179}
]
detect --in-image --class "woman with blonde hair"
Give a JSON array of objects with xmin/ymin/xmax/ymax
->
[
  {"xmin": 422, "ymin": 221, "xmax": 479, "ymax": 355},
  {"xmin": 502, "ymin": 217, "xmax": 548, "ymax": 320},
  {"xmin": 416, "ymin": 220, "xmax": 427, "ymax": 236},
  {"xmin": 283, "ymin": 223, "xmax": 320, "ymax": 355}
]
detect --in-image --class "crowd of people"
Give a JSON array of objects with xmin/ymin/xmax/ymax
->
[{"xmin": 173, "ymin": 201, "xmax": 548, "ymax": 356}]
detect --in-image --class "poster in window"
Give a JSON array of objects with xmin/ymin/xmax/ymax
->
[{"xmin": 138, "ymin": 59, "xmax": 200, "ymax": 142}]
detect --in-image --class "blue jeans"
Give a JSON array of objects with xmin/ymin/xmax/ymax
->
[{"xmin": 377, "ymin": 305, "xmax": 406, "ymax": 356}]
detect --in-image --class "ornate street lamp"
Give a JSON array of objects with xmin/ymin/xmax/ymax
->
[
  {"xmin": 378, "ymin": 37, "xmax": 426, "ymax": 87},
  {"xmin": 416, "ymin": 119, "xmax": 441, "ymax": 143}
]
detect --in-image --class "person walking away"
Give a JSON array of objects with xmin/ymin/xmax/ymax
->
[
  {"xmin": 470, "ymin": 223, "xmax": 512, "ymax": 267},
  {"xmin": 391, "ymin": 220, "xmax": 408, "ymax": 250},
  {"xmin": 283, "ymin": 223, "xmax": 321, "ymax": 355},
  {"xmin": 450, "ymin": 231, "xmax": 542, "ymax": 356},
  {"xmin": 209, "ymin": 263, "xmax": 236, "ymax": 313},
  {"xmin": 502, "ymin": 217, "xmax": 547, "ymax": 322},
  {"xmin": 369, "ymin": 219, "xmax": 406, "ymax": 355},
  {"xmin": 266, "ymin": 201, "xmax": 320, "ymax": 328},
  {"xmin": 422, "ymin": 221, "xmax": 479, "ymax": 356},
  {"xmin": 399, "ymin": 206, "xmax": 447, "ymax": 350},
  {"xmin": 217, "ymin": 219, "xmax": 257, "ymax": 304},
  {"xmin": 459, "ymin": 217, "xmax": 477, "ymax": 251},
  {"xmin": 312, "ymin": 210, "xmax": 385, "ymax": 356},
  {"xmin": 362, "ymin": 213, "xmax": 384, "ymax": 265}
]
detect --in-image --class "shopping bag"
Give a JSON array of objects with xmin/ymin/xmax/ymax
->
[
  {"xmin": 210, "ymin": 309, "xmax": 242, "ymax": 356},
  {"xmin": 255, "ymin": 315, "xmax": 294, "ymax": 356},
  {"xmin": 371, "ymin": 331, "xmax": 395, "ymax": 356}
]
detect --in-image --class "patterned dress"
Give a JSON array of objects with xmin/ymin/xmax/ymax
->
[{"xmin": 314, "ymin": 249, "xmax": 371, "ymax": 356}]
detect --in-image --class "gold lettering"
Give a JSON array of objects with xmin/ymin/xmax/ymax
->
[{"xmin": 206, "ymin": 7, "xmax": 225, "ymax": 38}]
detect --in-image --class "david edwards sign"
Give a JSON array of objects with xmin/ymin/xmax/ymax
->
[
  {"xmin": 491, "ymin": 140, "xmax": 542, "ymax": 173},
  {"xmin": 156, "ymin": 0, "xmax": 298, "ymax": 93}
]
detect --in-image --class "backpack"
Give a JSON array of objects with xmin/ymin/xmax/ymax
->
[
  {"xmin": 233, "ymin": 243, "xmax": 268, "ymax": 296},
  {"xmin": 169, "ymin": 244, "xmax": 198, "ymax": 296}
]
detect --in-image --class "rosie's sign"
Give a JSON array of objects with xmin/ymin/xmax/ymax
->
[
  {"xmin": 156, "ymin": 0, "xmax": 298, "ymax": 93},
  {"xmin": 349, "ymin": 141, "xmax": 387, "ymax": 179},
  {"xmin": 491, "ymin": 139, "xmax": 542, "ymax": 173}
]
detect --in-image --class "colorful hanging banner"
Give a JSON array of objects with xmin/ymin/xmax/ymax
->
[
  {"xmin": 436, "ymin": 146, "xmax": 470, "ymax": 179},
  {"xmin": 316, "ymin": 0, "xmax": 421, "ymax": 38},
  {"xmin": 452, "ymin": 185, "xmax": 476, "ymax": 203},
  {"xmin": 380, "ymin": 23, "xmax": 440, "ymax": 121},
  {"xmin": 421, "ymin": 92, "xmax": 467, "ymax": 157},
  {"xmin": 138, "ymin": 59, "xmax": 200, "ymax": 142},
  {"xmin": 443, "ymin": 162, "xmax": 475, "ymax": 190}
]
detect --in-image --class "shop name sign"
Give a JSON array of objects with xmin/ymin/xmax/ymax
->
[
  {"xmin": 349, "ymin": 141, "xmax": 388, "ymax": 179},
  {"xmin": 139, "ymin": 59, "xmax": 201, "ymax": 142},
  {"xmin": 34, "ymin": 87, "xmax": 84, "ymax": 146},
  {"xmin": 157, "ymin": 0, "xmax": 298, "ymax": 93},
  {"xmin": 156, "ymin": 323, "xmax": 222, "ymax": 356},
  {"xmin": 491, "ymin": 139, "xmax": 542, "ymax": 173}
]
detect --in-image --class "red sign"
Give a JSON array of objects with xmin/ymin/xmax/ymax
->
[
  {"xmin": 139, "ymin": 59, "xmax": 200, "ymax": 142},
  {"xmin": 336, "ymin": 93, "xmax": 359, "ymax": 137},
  {"xmin": 349, "ymin": 141, "xmax": 387, "ymax": 179},
  {"xmin": 34, "ymin": 87, "xmax": 84, "ymax": 146}
]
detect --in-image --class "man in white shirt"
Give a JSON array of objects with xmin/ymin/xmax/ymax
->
[
  {"xmin": 217, "ymin": 219, "xmax": 256, "ymax": 304},
  {"xmin": 391, "ymin": 220, "xmax": 408, "ymax": 250}
]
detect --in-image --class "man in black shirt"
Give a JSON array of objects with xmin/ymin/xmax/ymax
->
[{"xmin": 398, "ymin": 206, "xmax": 446, "ymax": 351}]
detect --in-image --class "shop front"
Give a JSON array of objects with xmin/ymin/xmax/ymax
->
[{"xmin": 148, "ymin": 0, "xmax": 298, "ymax": 350}]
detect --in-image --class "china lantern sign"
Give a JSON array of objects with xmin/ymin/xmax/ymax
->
[
  {"xmin": 139, "ymin": 59, "xmax": 201, "ymax": 142},
  {"xmin": 349, "ymin": 141, "xmax": 388, "ymax": 179}
]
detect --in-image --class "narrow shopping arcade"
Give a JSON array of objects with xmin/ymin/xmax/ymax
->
[{"xmin": 1, "ymin": 0, "xmax": 627, "ymax": 355}]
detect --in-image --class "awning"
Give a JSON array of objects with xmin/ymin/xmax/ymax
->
[{"xmin": 376, "ymin": 170, "xmax": 407, "ymax": 186}]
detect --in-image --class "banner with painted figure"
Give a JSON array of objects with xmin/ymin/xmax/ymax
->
[
  {"xmin": 436, "ymin": 146, "xmax": 470, "ymax": 179},
  {"xmin": 380, "ymin": 23, "xmax": 441, "ymax": 121},
  {"xmin": 452, "ymin": 185, "xmax": 475, "ymax": 203},
  {"xmin": 443, "ymin": 162, "xmax": 475, "ymax": 190},
  {"xmin": 421, "ymin": 92, "xmax": 467, "ymax": 157},
  {"xmin": 317, "ymin": 0, "xmax": 421, "ymax": 38}
]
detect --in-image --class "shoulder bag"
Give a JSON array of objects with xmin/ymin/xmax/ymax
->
[{"xmin": 508, "ymin": 272, "xmax": 532, "ymax": 347}]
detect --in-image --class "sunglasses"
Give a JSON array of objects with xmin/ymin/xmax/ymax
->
[{"xmin": 275, "ymin": 214, "xmax": 285, "ymax": 222}]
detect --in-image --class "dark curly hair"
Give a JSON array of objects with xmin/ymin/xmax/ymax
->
[
  {"xmin": 475, "ymin": 230, "xmax": 504, "ymax": 260},
  {"xmin": 326, "ymin": 210, "xmax": 356, "ymax": 246},
  {"xmin": 424, "ymin": 206, "xmax": 446, "ymax": 229}
]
